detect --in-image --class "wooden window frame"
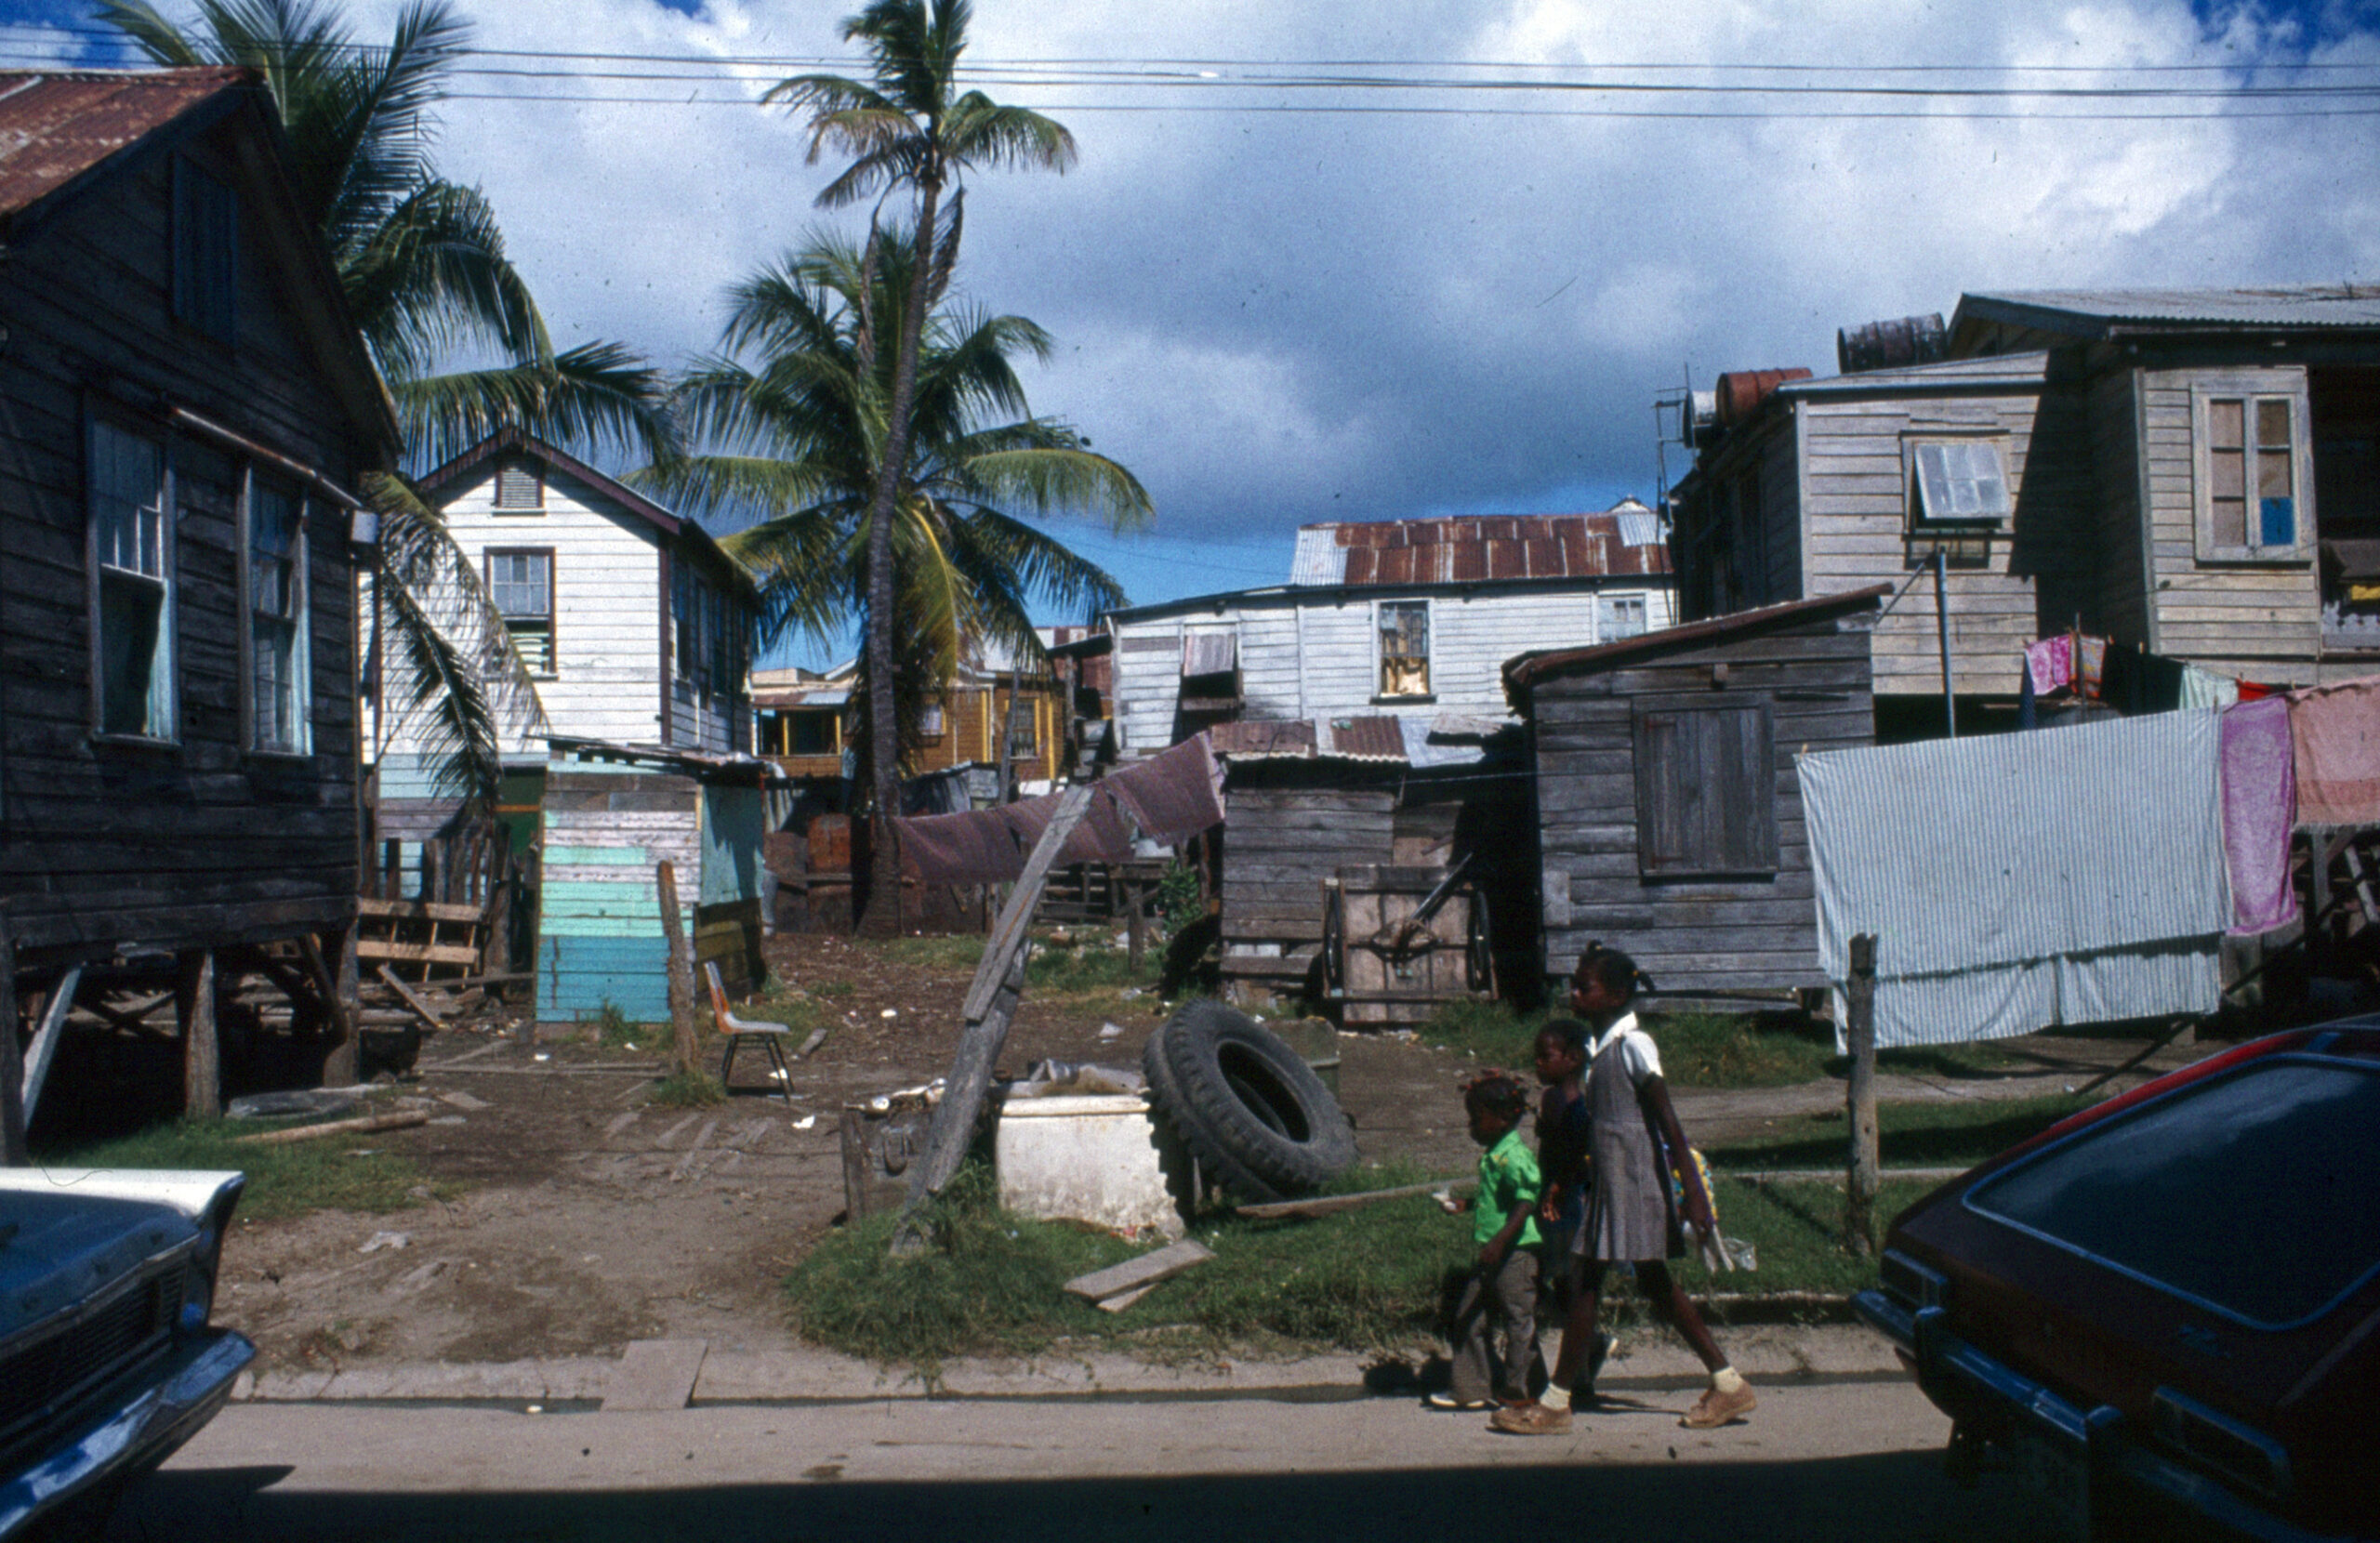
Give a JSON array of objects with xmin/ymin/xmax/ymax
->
[
  {"xmin": 1631, "ymin": 692, "xmax": 1779, "ymax": 879},
  {"xmin": 171, "ymin": 155, "xmax": 237, "ymax": 345},
  {"xmin": 1374, "ymin": 598, "xmax": 1434, "ymax": 702},
  {"xmin": 486, "ymin": 546, "xmax": 557, "ymax": 678},
  {"xmin": 1901, "ymin": 432, "xmax": 2013, "ymax": 532},
  {"xmin": 240, "ymin": 471, "xmax": 312, "ymax": 756},
  {"xmin": 2191, "ymin": 377, "xmax": 2315, "ymax": 565},
  {"xmin": 86, "ymin": 413, "xmax": 179, "ymax": 745}
]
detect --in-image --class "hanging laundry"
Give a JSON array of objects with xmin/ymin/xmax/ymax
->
[
  {"xmin": 1801, "ymin": 712, "xmax": 2227, "ymax": 1048},
  {"xmin": 2181, "ymin": 666, "xmax": 2241, "ymax": 711},
  {"xmin": 2285, "ymin": 676, "xmax": 2380, "ymax": 826},
  {"xmin": 2220, "ymin": 698, "xmax": 2298, "ymax": 934},
  {"xmin": 1104, "ymin": 732, "xmax": 1225, "ymax": 845},
  {"xmin": 2024, "ymin": 635, "xmax": 2073, "ymax": 695},
  {"xmin": 2078, "ymin": 636, "xmax": 2108, "ymax": 699}
]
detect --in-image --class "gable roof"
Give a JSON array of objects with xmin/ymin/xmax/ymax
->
[
  {"xmin": 1290, "ymin": 503, "xmax": 1669, "ymax": 587},
  {"xmin": 1955, "ymin": 285, "xmax": 2380, "ymax": 340},
  {"xmin": 0, "ymin": 67, "xmax": 252, "ymax": 219},
  {"xmin": 417, "ymin": 428, "xmax": 758, "ymax": 601},
  {"xmin": 0, "ymin": 67, "xmax": 398, "ymax": 457},
  {"xmin": 1503, "ymin": 584, "xmax": 1890, "ymax": 699}
]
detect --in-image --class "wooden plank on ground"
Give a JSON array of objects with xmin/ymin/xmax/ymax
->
[
  {"xmin": 233, "ymin": 1110, "xmax": 430, "ymax": 1145},
  {"xmin": 1233, "ymin": 1178, "xmax": 1475, "ymax": 1220},
  {"xmin": 1063, "ymin": 1239, "xmax": 1215, "ymax": 1302},
  {"xmin": 602, "ymin": 1339, "xmax": 709, "ymax": 1412},
  {"xmin": 377, "ymin": 965, "xmax": 450, "ymax": 1028}
]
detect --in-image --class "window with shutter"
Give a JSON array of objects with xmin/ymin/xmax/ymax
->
[
  {"xmin": 1633, "ymin": 697, "xmax": 1778, "ymax": 877},
  {"xmin": 2194, "ymin": 381, "xmax": 2312, "ymax": 562},
  {"xmin": 172, "ymin": 157, "xmax": 236, "ymax": 343},
  {"xmin": 494, "ymin": 460, "xmax": 543, "ymax": 511}
]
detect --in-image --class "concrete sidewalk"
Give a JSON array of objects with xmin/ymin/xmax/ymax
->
[{"xmin": 239, "ymin": 1323, "xmax": 1904, "ymax": 1407}]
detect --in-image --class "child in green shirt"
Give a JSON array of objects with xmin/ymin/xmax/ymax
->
[{"xmin": 1431, "ymin": 1072, "xmax": 1543, "ymax": 1410}]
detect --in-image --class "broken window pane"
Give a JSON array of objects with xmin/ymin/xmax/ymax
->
[
  {"xmin": 90, "ymin": 420, "xmax": 173, "ymax": 737},
  {"xmin": 251, "ymin": 482, "xmax": 307, "ymax": 752},
  {"xmin": 1378, "ymin": 600, "xmax": 1431, "ymax": 697}
]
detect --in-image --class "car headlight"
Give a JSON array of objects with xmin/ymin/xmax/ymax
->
[{"xmin": 178, "ymin": 1270, "xmax": 211, "ymax": 1331}]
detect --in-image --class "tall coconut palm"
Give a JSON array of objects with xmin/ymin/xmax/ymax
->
[
  {"xmin": 765, "ymin": 0, "xmax": 1077, "ymax": 929},
  {"xmin": 641, "ymin": 231, "xmax": 1147, "ymax": 816},
  {"xmin": 100, "ymin": 0, "xmax": 677, "ymax": 801}
]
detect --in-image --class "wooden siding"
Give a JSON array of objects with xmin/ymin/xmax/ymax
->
[
  {"xmin": 0, "ymin": 112, "xmax": 371, "ymax": 960},
  {"xmin": 1110, "ymin": 583, "xmax": 1678, "ymax": 757},
  {"xmin": 1219, "ymin": 785, "xmax": 1395, "ymax": 994},
  {"xmin": 535, "ymin": 764, "xmax": 701, "ymax": 1023},
  {"xmin": 2136, "ymin": 365, "xmax": 2323, "ymax": 681},
  {"xmin": 1526, "ymin": 612, "xmax": 1875, "ymax": 995},
  {"xmin": 2086, "ymin": 366, "xmax": 2155, "ymax": 650},
  {"xmin": 1793, "ymin": 387, "xmax": 2104, "ymax": 697}
]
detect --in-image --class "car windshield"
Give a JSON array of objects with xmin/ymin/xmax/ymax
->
[{"xmin": 1966, "ymin": 1056, "xmax": 2380, "ymax": 1328}]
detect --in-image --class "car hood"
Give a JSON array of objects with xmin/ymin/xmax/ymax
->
[{"xmin": 0, "ymin": 1172, "xmax": 239, "ymax": 1340}]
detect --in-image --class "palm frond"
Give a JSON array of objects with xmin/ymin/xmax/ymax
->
[{"xmin": 393, "ymin": 342, "xmax": 676, "ymax": 470}]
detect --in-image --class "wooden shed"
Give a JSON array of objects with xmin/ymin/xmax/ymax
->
[
  {"xmin": 535, "ymin": 739, "xmax": 768, "ymax": 1028},
  {"xmin": 1212, "ymin": 716, "xmax": 1535, "ymax": 1017},
  {"xmin": 1503, "ymin": 587, "xmax": 1887, "ymax": 1004}
]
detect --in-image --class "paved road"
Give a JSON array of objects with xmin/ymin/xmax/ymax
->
[{"xmin": 110, "ymin": 1379, "xmax": 2054, "ymax": 1542}]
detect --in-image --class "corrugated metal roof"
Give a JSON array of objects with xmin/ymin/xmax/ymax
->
[
  {"xmin": 751, "ymin": 687, "xmax": 847, "ymax": 709},
  {"xmin": 1958, "ymin": 285, "xmax": 2380, "ymax": 336},
  {"xmin": 1503, "ymin": 585, "xmax": 1892, "ymax": 699},
  {"xmin": 1210, "ymin": 719, "xmax": 1316, "ymax": 759},
  {"xmin": 1207, "ymin": 715, "xmax": 1410, "ymax": 763},
  {"xmin": 1289, "ymin": 503, "xmax": 1671, "ymax": 587},
  {"xmin": 0, "ymin": 68, "xmax": 251, "ymax": 219},
  {"xmin": 1322, "ymin": 715, "xmax": 1407, "ymax": 761}
]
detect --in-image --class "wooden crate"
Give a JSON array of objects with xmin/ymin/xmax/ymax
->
[
  {"xmin": 355, "ymin": 897, "xmax": 486, "ymax": 983},
  {"xmin": 1327, "ymin": 864, "xmax": 1492, "ymax": 1026}
]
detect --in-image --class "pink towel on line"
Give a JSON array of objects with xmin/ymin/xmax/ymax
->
[
  {"xmin": 2220, "ymin": 698, "xmax": 2298, "ymax": 934},
  {"xmin": 2025, "ymin": 635, "xmax": 2072, "ymax": 695},
  {"xmin": 2286, "ymin": 677, "xmax": 2380, "ymax": 827}
]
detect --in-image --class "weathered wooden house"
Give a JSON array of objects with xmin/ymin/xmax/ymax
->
[
  {"xmin": 1209, "ymin": 716, "xmax": 1534, "ymax": 1015},
  {"xmin": 750, "ymin": 630, "xmax": 1069, "ymax": 791},
  {"xmin": 534, "ymin": 740, "xmax": 767, "ymax": 1027},
  {"xmin": 1672, "ymin": 288, "xmax": 2380, "ymax": 735},
  {"xmin": 1503, "ymin": 587, "xmax": 1885, "ymax": 1002},
  {"xmin": 1105, "ymin": 506, "xmax": 1675, "ymax": 759},
  {"xmin": 365, "ymin": 428, "xmax": 759, "ymax": 889},
  {"xmin": 0, "ymin": 69, "xmax": 401, "ymax": 1116}
]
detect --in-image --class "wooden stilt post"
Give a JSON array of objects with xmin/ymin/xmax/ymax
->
[
  {"xmin": 304, "ymin": 930, "xmax": 360, "ymax": 1085},
  {"xmin": 20, "ymin": 963, "xmax": 82, "ymax": 1129},
  {"xmin": 180, "ymin": 949, "xmax": 220, "ymax": 1118},
  {"xmin": 1125, "ymin": 877, "xmax": 1147, "ymax": 973},
  {"xmin": 0, "ymin": 916, "xmax": 26, "ymax": 1166},
  {"xmin": 656, "ymin": 860, "xmax": 698, "ymax": 1079},
  {"xmin": 1844, "ymin": 932, "xmax": 1880, "ymax": 1256}
]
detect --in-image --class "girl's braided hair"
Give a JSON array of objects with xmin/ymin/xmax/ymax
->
[
  {"xmin": 1574, "ymin": 940, "xmax": 1656, "ymax": 1005},
  {"xmin": 1462, "ymin": 1070, "xmax": 1530, "ymax": 1120}
]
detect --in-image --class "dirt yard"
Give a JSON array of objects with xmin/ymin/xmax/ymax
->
[{"xmin": 215, "ymin": 932, "xmax": 1487, "ymax": 1374}]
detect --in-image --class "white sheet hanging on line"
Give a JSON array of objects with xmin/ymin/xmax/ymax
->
[{"xmin": 1800, "ymin": 711, "xmax": 2229, "ymax": 1048}]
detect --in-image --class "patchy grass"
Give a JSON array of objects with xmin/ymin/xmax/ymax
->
[
  {"xmin": 1704, "ymin": 1093, "xmax": 2091, "ymax": 1173},
  {"xmin": 1418, "ymin": 998, "xmax": 1551, "ymax": 1069},
  {"xmin": 651, "ymin": 1070, "xmax": 727, "ymax": 1108},
  {"xmin": 37, "ymin": 1117, "xmax": 441, "ymax": 1222},
  {"xmin": 1025, "ymin": 936, "xmax": 1161, "ymax": 998},
  {"xmin": 875, "ymin": 935, "xmax": 986, "ymax": 974},
  {"xmin": 1651, "ymin": 1013, "xmax": 1834, "ymax": 1088},
  {"xmin": 782, "ymin": 1150, "xmax": 1963, "ymax": 1371}
]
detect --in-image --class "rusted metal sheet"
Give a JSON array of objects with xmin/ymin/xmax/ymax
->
[
  {"xmin": 1322, "ymin": 716, "xmax": 1406, "ymax": 762},
  {"xmin": 1180, "ymin": 630, "xmax": 1238, "ymax": 677},
  {"xmin": 1210, "ymin": 719, "xmax": 1316, "ymax": 758},
  {"xmin": 0, "ymin": 69, "xmax": 251, "ymax": 219},
  {"xmin": 1289, "ymin": 508, "xmax": 1670, "ymax": 588}
]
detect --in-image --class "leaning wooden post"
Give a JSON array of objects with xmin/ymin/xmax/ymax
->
[
  {"xmin": 1125, "ymin": 875, "xmax": 1147, "ymax": 973},
  {"xmin": 1844, "ymin": 932, "xmax": 1881, "ymax": 1256},
  {"xmin": 179, "ymin": 949, "xmax": 220, "ymax": 1119},
  {"xmin": 301, "ymin": 931, "xmax": 360, "ymax": 1086},
  {"xmin": 892, "ymin": 785, "xmax": 1095, "ymax": 1256},
  {"xmin": 655, "ymin": 860, "xmax": 698, "ymax": 1079},
  {"xmin": 0, "ymin": 914, "xmax": 27, "ymax": 1165}
]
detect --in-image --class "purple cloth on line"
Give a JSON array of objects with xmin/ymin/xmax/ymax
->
[
  {"xmin": 895, "ymin": 806, "xmax": 1023, "ymax": 884},
  {"xmin": 1107, "ymin": 732, "xmax": 1225, "ymax": 845},
  {"xmin": 2220, "ymin": 698, "xmax": 2298, "ymax": 935}
]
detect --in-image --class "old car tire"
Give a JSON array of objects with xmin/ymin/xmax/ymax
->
[
  {"xmin": 1154, "ymin": 1000, "xmax": 1355, "ymax": 1198},
  {"xmin": 1142, "ymin": 1015, "xmax": 1283, "ymax": 1203}
]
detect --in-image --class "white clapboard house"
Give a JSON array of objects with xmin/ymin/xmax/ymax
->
[
  {"xmin": 365, "ymin": 429, "xmax": 758, "ymax": 854},
  {"xmin": 1104, "ymin": 503, "xmax": 1676, "ymax": 757}
]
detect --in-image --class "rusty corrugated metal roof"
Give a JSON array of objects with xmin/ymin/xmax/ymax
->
[
  {"xmin": 0, "ymin": 68, "xmax": 253, "ymax": 219},
  {"xmin": 1321, "ymin": 716, "xmax": 1408, "ymax": 761},
  {"xmin": 1290, "ymin": 507, "xmax": 1669, "ymax": 587},
  {"xmin": 1210, "ymin": 719, "xmax": 1316, "ymax": 758}
]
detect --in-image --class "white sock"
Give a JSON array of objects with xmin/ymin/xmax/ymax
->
[
  {"xmin": 1540, "ymin": 1385, "xmax": 1571, "ymax": 1412},
  {"xmin": 1711, "ymin": 1366, "xmax": 1746, "ymax": 1395}
]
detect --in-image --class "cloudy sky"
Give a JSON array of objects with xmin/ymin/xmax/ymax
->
[{"xmin": 10, "ymin": 0, "xmax": 2380, "ymax": 665}]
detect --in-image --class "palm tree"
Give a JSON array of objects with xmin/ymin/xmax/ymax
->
[
  {"xmin": 642, "ymin": 232, "xmax": 1147, "ymax": 825},
  {"xmin": 100, "ymin": 0, "xmax": 677, "ymax": 801},
  {"xmin": 765, "ymin": 0, "xmax": 1077, "ymax": 930}
]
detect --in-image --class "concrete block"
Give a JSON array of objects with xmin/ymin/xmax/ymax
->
[{"xmin": 602, "ymin": 1339, "xmax": 709, "ymax": 1411}]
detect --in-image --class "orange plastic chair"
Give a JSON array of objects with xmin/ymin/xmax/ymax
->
[{"xmin": 705, "ymin": 960, "xmax": 795, "ymax": 1104}]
